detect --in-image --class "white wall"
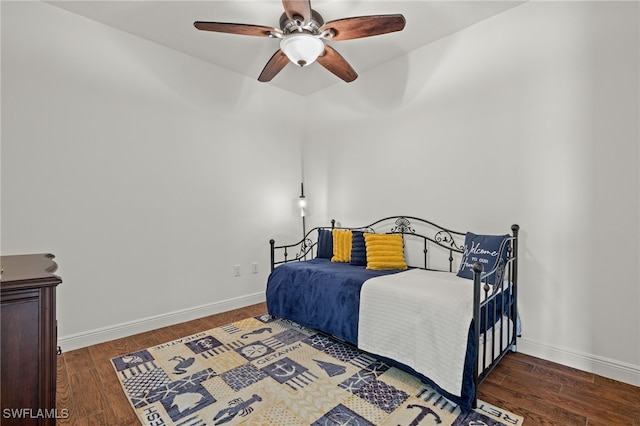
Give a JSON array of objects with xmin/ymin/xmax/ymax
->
[
  {"xmin": 305, "ymin": 1, "xmax": 639, "ymax": 385},
  {"xmin": 1, "ymin": 1, "xmax": 304, "ymax": 348}
]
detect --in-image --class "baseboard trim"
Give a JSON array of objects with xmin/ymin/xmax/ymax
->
[
  {"xmin": 58, "ymin": 292, "xmax": 266, "ymax": 352},
  {"xmin": 59, "ymin": 301, "xmax": 640, "ymax": 387},
  {"xmin": 518, "ymin": 337, "xmax": 640, "ymax": 387}
]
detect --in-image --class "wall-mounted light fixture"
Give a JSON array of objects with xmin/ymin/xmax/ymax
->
[{"xmin": 292, "ymin": 182, "xmax": 312, "ymax": 239}]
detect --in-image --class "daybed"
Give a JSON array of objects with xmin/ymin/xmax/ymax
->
[{"xmin": 266, "ymin": 216, "xmax": 519, "ymax": 410}]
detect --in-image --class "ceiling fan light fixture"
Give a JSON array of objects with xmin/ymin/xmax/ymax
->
[{"xmin": 280, "ymin": 33, "xmax": 324, "ymax": 67}]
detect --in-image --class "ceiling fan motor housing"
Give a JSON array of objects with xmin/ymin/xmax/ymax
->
[
  {"xmin": 279, "ymin": 10, "xmax": 324, "ymax": 34},
  {"xmin": 278, "ymin": 9, "xmax": 327, "ymax": 67}
]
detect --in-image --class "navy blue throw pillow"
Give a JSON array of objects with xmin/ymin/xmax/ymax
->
[
  {"xmin": 350, "ymin": 231, "xmax": 367, "ymax": 266},
  {"xmin": 457, "ymin": 233, "xmax": 510, "ymax": 285},
  {"xmin": 316, "ymin": 228, "xmax": 333, "ymax": 259}
]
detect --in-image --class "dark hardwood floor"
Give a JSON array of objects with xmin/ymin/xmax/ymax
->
[{"xmin": 56, "ymin": 302, "xmax": 640, "ymax": 425}]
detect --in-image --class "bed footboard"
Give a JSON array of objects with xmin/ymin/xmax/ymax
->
[
  {"xmin": 269, "ymin": 220, "xmax": 336, "ymax": 271},
  {"xmin": 472, "ymin": 223, "xmax": 520, "ymax": 408}
]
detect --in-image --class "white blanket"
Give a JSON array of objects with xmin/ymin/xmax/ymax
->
[{"xmin": 358, "ymin": 269, "xmax": 477, "ymax": 397}]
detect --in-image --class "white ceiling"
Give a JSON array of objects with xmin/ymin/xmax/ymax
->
[{"xmin": 46, "ymin": 1, "xmax": 526, "ymax": 96}]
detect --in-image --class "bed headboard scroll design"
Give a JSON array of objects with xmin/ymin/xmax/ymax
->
[
  {"xmin": 271, "ymin": 215, "xmax": 472, "ymax": 272},
  {"xmin": 434, "ymin": 230, "xmax": 464, "ymax": 251},
  {"xmin": 390, "ymin": 217, "xmax": 415, "ymax": 234},
  {"xmin": 270, "ymin": 216, "xmax": 518, "ymax": 277}
]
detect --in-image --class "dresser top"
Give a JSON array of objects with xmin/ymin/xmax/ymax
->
[{"xmin": 1, "ymin": 253, "xmax": 62, "ymax": 290}]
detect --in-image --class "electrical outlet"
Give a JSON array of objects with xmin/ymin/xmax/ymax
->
[
  {"xmin": 234, "ymin": 265, "xmax": 241, "ymax": 277},
  {"xmin": 251, "ymin": 262, "xmax": 258, "ymax": 274}
]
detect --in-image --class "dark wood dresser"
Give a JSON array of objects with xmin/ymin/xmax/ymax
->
[{"xmin": 1, "ymin": 253, "xmax": 62, "ymax": 425}]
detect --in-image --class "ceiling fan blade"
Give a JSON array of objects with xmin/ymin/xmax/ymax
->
[
  {"xmin": 282, "ymin": 0, "xmax": 312, "ymax": 24},
  {"xmin": 258, "ymin": 49, "xmax": 290, "ymax": 82},
  {"xmin": 321, "ymin": 14, "xmax": 406, "ymax": 41},
  {"xmin": 316, "ymin": 45, "xmax": 358, "ymax": 83},
  {"xmin": 194, "ymin": 22, "xmax": 278, "ymax": 37}
]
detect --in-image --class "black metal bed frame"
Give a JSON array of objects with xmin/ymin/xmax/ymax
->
[{"xmin": 269, "ymin": 215, "xmax": 519, "ymax": 408}]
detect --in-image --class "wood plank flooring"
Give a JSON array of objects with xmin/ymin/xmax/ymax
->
[{"xmin": 56, "ymin": 302, "xmax": 640, "ymax": 425}]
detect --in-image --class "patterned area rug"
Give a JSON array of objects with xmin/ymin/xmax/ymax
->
[{"xmin": 111, "ymin": 314, "xmax": 523, "ymax": 425}]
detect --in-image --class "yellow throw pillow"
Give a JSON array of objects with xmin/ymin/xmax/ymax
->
[
  {"xmin": 363, "ymin": 233, "xmax": 408, "ymax": 270},
  {"xmin": 331, "ymin": 229, "xmax": 353, "ymax": 263}
]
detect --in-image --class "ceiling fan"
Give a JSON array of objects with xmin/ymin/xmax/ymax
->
[{"xmin": 194, "ymin": 0, "xmax": 406, "ymax": 83}]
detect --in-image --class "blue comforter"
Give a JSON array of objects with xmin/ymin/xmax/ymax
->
[{"xmin": 266, "ymin": 258, "xmax": 401, "ymax": 344}]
